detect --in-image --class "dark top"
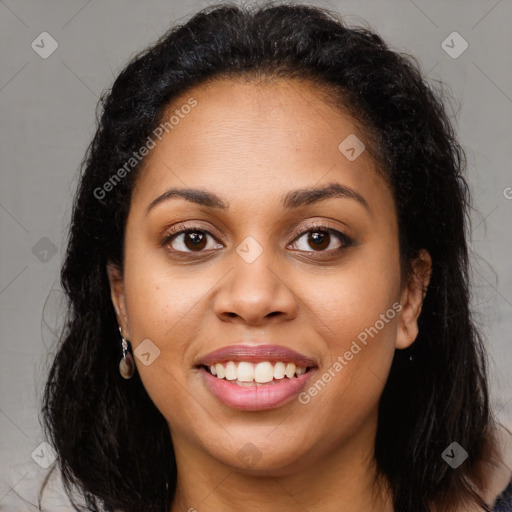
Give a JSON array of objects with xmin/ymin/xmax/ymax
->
[{"xmin": 493, "ymin": 478, "xmax": 512, "ymax": 511}]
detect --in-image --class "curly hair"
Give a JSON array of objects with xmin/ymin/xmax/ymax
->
[{"xmin": 38, "ymin": 2, "xmax": 501, "ymax": 511}]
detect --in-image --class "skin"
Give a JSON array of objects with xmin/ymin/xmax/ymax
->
[{"xmin": 107, "ymin": 76, "xmax": 433, "ymax": 512}]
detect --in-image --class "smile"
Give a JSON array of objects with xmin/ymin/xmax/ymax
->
[
  {"xmin": 196, "ymin": 344, "xmax": 318, "ymax": 411},
  {"xmin": 205, "ymin": 361, "xmax": 309, "ymax": 384}
]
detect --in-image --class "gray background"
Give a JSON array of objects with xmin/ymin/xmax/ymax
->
[{"xmin": 1, "ymin": 0, "xmax": 511, "ymax": 509}]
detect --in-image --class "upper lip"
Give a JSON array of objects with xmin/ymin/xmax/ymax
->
[{"xmin": 197, "ymin": 344, "xmax": 318, "ymax": 368}]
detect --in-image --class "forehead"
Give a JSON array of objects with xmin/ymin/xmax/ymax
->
[{"xmin": 130, "ymin": 77, "xmax": 391, "ymax": 217}]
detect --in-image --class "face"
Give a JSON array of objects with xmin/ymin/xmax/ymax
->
[{"xmin": 107, "ymin": 77, "xmax": 430, "ymax": 476}]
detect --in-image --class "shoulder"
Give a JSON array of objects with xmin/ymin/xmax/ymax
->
[{"xmin": 493, "ymin": 478, "xmax": 512, "ymax": 512}]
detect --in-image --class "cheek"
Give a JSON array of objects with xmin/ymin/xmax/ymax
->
[
  {"xmin": 301, "ymin": 238, "xmax": 400, "ymax": 409},
  {"xmin": 307, "ymin": 277, "xmax": 399, "ymax": 403},
  {"xmin": 298, "ymin": 284, "xmax": 398, "ymax": 448},
  {"xmin": 121, "ymin": 255, "xmax": 206, "ymax": 423},
  {"xmin": 121, "ymin": 247, "xmax": 211, "ymax": 391},
  {"xmin": 123, "ymin": 244, "xmax": 206, "ymax": 335},
  {"xmin": 312, "ymin": 236, "xmax": 400, "ymax": 346}
]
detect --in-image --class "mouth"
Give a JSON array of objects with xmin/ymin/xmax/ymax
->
[{"xmin": 196, "ymin": 344, "xmax": 318, "ymax": 411}]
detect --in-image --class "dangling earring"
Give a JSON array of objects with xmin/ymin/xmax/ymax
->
[
  {"xmin": 408, "ymin": 333, "xmax": 415, "ymax": 363},
  {"xmin": 118, "ymin": 326, "xmax": 135, "ymax": 379}
]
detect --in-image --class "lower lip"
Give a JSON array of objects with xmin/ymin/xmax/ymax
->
[{"xmin": 198, "ymin": 366, "xmax": 316, "ymax": 411}]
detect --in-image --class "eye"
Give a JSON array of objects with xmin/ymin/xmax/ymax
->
[
  {"xmin": 288, "ymin": 223, "xmax": 353, "ymax": 254},
  {"xmin": 162, "ymin": 225, "xmax": 223, "ymax": 253},
  {"xmin": 161, "ymin": 221, "xmax": 353, "ymax": 256}
]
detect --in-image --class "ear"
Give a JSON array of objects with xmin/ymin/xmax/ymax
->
[
  {"xmin": 396, "ymin": 249, "xmax": 432, "ymax": 349},
  {"xmin": 106, "ymin": 261, "xmax": 131, "ymax": 339}
]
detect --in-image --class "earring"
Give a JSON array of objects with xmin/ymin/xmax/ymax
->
[
  {"xmin": 118, "ymin": 326, "xmax": 135, "ymax": 379},
  {"xmin": 408, "ymin": 333, "xmax": 415, "ymax": 363}
]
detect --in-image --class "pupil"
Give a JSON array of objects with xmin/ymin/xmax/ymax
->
[
  {"xmin": 309, "ymin": 231, "xmax": 329, "ymax": 250},
  {"xmin": 186, "ymin": 231, "xmax": 206, "ymax": 251}
]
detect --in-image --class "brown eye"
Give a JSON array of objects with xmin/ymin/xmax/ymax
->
[
  {"xmin": 162, "ymin": 227, "xmax": 223, "ymax": 253},
  {"xmin": 306, "ymin": 231, "xmax": 331, "ymax": 251},
  {"xmin": 289, "ymin": 226, "xmax": 352, "ymax": 253},
  {"xmin": 181, "ymin": 230, "xmax": 207, "ymax": 251}
]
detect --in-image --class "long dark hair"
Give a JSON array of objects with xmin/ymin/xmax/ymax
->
[{"xmin": 37, "ymin": 2, "xmax": 500, "ymax": 511}]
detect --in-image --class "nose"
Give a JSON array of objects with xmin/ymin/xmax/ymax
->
[{"xmin": 213, "ymin": 245, "xmax": 298, "ymax": 326}]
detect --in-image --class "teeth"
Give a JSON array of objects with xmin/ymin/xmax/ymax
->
[
  {"xmin": 254, "ymin": 362, "xmax": 274, "ymax": 383},
  {"xmin": 273, "ymin": 361, "xmax": 286, "ymax": 379},
  {"xmin": 224, "ymin": 361, "xmax": 237, "ymax": 381},
  {"xmin": 215, "ymin": 363, "xmax": 225, "ymax": 379},
  {"xmin": 206, "ymin": 361, "xmax": 307, "ymax": 382},
  {"xmin": 237, "ymin": 361, "xmax": 254, "ymax": 382},
  {"xmin": 285, "ymin": 363, "xmax": 296, "ymax": 378}
]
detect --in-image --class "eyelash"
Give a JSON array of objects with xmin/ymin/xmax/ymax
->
[{"xmin": 160, "ymin": 221, "xmax": 354, "ymax": 257}]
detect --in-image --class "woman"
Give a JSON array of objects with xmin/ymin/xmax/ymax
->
[{"xmin": 38, "ymin": 2, "xmax": 512, "ymax": 511}]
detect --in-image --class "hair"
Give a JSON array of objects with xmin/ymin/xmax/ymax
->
[{"xmin": 35, "ymin": 2, "xmax": 503, "ymax": 511}]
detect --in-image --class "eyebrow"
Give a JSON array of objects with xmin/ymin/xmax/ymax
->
[{"xmin": 145, "ymin": 181, "xmax": 370, "ymax": 215}]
